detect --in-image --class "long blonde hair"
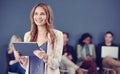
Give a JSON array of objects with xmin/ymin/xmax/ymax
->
[
  {"xmin": 8, "ymin": 35, "xmax": 21, "ymax": 54},
  {"xmin": 30, "ymin": 3, "xmax": 56, "ymax": 48}
]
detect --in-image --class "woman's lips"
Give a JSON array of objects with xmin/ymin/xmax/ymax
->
[{"xmin": 36, "ymin": 19, "xmax": 43, "ymax": 23}]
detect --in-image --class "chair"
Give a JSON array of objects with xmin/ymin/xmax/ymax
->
[
  {"xmin": 81, "ymin": 68, "xmax": 88, "ymax": 74},
  {"xmin": 60, "ymin": 69, "xmax": 68, "ymax": 74},
  {"xmin": 103, "ymin": 68, "xmax": 116, "ymax": 74},
  {"xmin": 81, "ymin": 67, "xmax": 100, "ymax": 74}
]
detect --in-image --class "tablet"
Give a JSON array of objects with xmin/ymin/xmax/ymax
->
[
  {"xmin": 13, "ymin": 42, "xmax": 39, "ymax": 56},
  {"xmin": 101, "ymin": 46, "xmax": 119, "ymax": 58}
]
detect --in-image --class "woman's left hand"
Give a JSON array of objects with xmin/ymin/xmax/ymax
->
[
  {"xmin": 87, "ymin": 56, "xmax": 93, "ymax": 61},
  {"xmin": 33, "ymin": 48, "xmax": 48, "ymax": 62}
]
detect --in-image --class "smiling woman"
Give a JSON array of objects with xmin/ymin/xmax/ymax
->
[{"xmin": 15, "ymin": 3, "xmax": 63, "ymax": 74}]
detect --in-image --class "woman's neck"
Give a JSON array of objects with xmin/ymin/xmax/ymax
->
[{"xmin": 37, "ymin": 25, "xmax": 47, "ymax": 35}]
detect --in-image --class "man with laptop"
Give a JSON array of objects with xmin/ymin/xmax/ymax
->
[{"xmin": 96, "ymin": 31, "xmax": 120, "ymax": 74}]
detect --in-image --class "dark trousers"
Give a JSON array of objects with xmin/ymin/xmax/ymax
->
[{"xmin": 81, "ymin": 60, "xmax": 98, "ymax": 74}]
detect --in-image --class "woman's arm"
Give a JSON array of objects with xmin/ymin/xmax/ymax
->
[
  {"xmin": 91, "ymin": 44, "xmax": 96, "ymax": 60},
  {"xmin": 77, "ymin": 45, "xmax": 82, "ymax": 62},
  {"xmin": 47, "ymin": 30, "xmax": 63, "ymax": 70}
]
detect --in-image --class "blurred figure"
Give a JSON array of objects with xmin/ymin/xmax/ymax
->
[
  {"xmin": 77, "ymin": 33, "xmax": 98, "ymax": 74},
  {"xmin": 7, "ymin": 35, "xmax": 25, "ymax": 74},
  {"xmin": 96, "ymin": 31, "xmax": 120, "ymax": 74},
  {"xmin": 63, "ymin": 32, "xmax": 77, "ymax": 63},
  {"xmin": 60, "ymin": 32, "xmax": 83, "ymax": 74}
]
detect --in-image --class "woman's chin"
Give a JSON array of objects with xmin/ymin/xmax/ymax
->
[{"xmin": 36, "ymin": 24, "xmax": 45, "ymax": 26}]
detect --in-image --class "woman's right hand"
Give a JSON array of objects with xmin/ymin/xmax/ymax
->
[
  {"xmin": 14, "ymin": 50, "xmax": 28, "ymax": 70},
  {"xmin": 14, "ymin": 51, "xmax": 21, "ymax": 60},
  {"xmin": 14, "ymin": 51, "xmax": 25, "ymax": 65},
  {"xmin": 82, "ymin": 57, "xmax": 88, "ymax": 61}
]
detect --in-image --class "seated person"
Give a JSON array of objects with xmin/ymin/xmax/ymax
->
[
  {"xmin": 60, "ymin": 32, "xmax": 83, "ymax": 74},
  {"xmin": 96, "ymin": 31, "xmax": 120, "ymax": 74},
  {"xmin": 61, "ymin": 56, "xmax": 83, "ymax": 74},
  {"xmin": 7, "ymin": 35, "xmax": 25, "ymax": 74},
  {"xmin": 77, "ymin": 33, "xmax": 98, "ymax": 74},
  {"xmin": 62, "ymin": 32, "xmax": 77, "ymax": 63}
]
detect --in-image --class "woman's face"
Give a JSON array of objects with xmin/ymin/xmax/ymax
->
[
  {"xmin": 63, "ymin": 34, "xmax": 69, "ymax": 46},
  {"xmin": 83, "ymin": 37, "xmax": 91, "ymax": 45},
  {"xmin": 34, "ymin": 6, "xmax": 47, "ymax": 26},
  {"xmin": 105, "ymin": 34, "xmax": 113, "ymax": 43}
]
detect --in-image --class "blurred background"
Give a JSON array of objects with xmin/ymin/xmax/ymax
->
[{"xmin": 0, "ymin": 0, "xmax": 120, "ymax": 74}]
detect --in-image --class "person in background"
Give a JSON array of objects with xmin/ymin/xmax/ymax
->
[
  {"xmin": 7, "ymin": 35, "xmax": 25, "ymax": 74},
  {"xmin": 62, "ymin": 32, "xmax": 77, "ymax": 63},
  {"xmin": 77, "ymin": 33, "xmax": 98, "ymax": 74},
  {"xmin": 60, "ymin": 32, "xmax": 83, "ymax": 74},
  {"xmin": 96, "ymin": 31, "xmax": 120, "ymax": 74},
  {"xmin": 16, "ymin": 3, "xmax": 63, "ymax": 74}
]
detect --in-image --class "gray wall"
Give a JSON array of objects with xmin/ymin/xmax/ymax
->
[{"xmin": 0, "ymin": 0, "xmax": 120, "ymax": 74}]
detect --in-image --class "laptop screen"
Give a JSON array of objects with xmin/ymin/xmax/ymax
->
[{"xmin": 101, "ymin": 46, "xmax": 119, "ymax": 58}]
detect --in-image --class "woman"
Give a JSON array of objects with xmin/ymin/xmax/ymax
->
[
  {"xmin": 77, "ymin": 33, "xmax": 98, "ymax": 74},
  {"xmin": 96, "ymin": 31, "xmax": 120, "ymax": 74},
  {"xmin": 7, "ymin": 35, "xmax": 25, "ymax": 74},
  {"xmin": 19, "ymin": 3, "xmax": 63, "ymax": 74}
]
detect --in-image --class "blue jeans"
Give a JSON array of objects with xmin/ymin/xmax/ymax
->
[{"xmin": 9, "ymin": 62, "xmax": 25, "ymax": 74}]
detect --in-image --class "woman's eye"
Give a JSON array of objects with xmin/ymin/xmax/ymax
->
[
  {"xmin": 34, "ymin": 12, "xmax": 38, "ymax": 15},
  {"xmin": 40, "ymin": 12, "xmax": 45, "ymax": 15},
  {"xmin": 34, "ymin": 12, "xmax": 46, "ymax": 16}
]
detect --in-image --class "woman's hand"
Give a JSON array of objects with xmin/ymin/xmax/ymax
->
[
  {"xmin": 82, "ymin": 57, "xmax": 88, "ymax": 61},
  {"xmin": 87, "ymin": 56, "xmax": 93, "ymax": 61},
  {"xmin": 14, "ymin": 51, "xmax": 26, "ymax": 65},
  {"xmin": 14, "ymin": 51, "xmax": 21, "ymax": 60},
  {"xmin": 82, "ymin": 56, "xmax": 93, "ymax": 61},
  {"xmin": 14, "ymin": 50, "xmax": 28, "ymax": 70},
  {"xmin": 33, "ymin": 48, "xmax": 48, "ymax": 63}
]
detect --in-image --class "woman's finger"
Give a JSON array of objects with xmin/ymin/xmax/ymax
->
[
  {"xmin": 19, "ymin": 56, "xmax": 25, "ymax": 65},
  {"xmin": 33, "ymin": 50, "xmax": 46, "ymax": 59},
  {"xmin": 39, "ymin": 48, "xmax": 44, "ymax": 51}
]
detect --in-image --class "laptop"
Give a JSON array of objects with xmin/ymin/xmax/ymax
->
[{"xmin": 101, "ymin": 46, "xmax": 119, "ymax": 58}]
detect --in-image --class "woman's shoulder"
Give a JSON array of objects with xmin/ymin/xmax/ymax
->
[
  {"xmin": 89, "ymin": 44, "xmax": 95, "ymax": 49},
  {"xmin": 53, "ymin": 29, "xmax": 63, "ymax": 37},
  {"xmin": 89, "ymin": 44, "xmax": 95, "ymax": 46},
  {"xmin": 24, "ymin": 31, "xmax": 30, "ymax": 36},
  {"xmin": 77, "ymin": 44, "xmax": 82, "ymax": 49},
  {"xmin": 53, "ymin": 29, "xmax": 62, "ymax": 34},
  {"xmin": 112, "ymin": 43, "xmax": 118, "ymax": 46}
]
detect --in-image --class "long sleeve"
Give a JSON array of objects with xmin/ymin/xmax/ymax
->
[
  {"xmin": 91, "ymin": 44, "xmax": 96, "ymax": 60},
  {"xmin": 77, "ymin": 44, "xmax": 82, "ymax": 63},
  {"xmin": 47, "ymin": 30, "xmax": 63, "ymax": 70}
]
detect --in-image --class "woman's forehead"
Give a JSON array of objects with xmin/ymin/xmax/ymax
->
[{"xmin": 35, "ymin": 6, "xmax": 45, "ymax": 13}]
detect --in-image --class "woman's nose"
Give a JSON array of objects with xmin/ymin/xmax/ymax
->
[{"xmin": 37, "ymin": 15, "xmax": 42, "ymax": 19}]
